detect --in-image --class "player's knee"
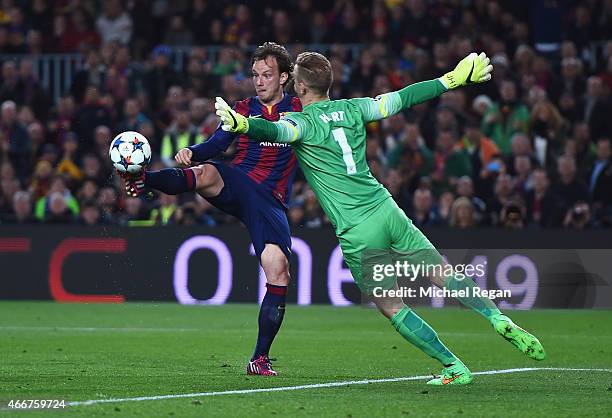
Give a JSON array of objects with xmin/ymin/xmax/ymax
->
[
  {"xmin": 261, "ymin": 245, "xmax": 290, "ymax": 286},
  {"xmin": 374, "ymin": 298, "xmax": 405, "ymax": 320},
  {"xmin": 195, "ymin": 164, "xmax": 223, "ymax": 196}
]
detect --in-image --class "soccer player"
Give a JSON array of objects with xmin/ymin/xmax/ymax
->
[
  {"xmin": 215, "ymin": 51, "xmax": 546, "ymax": 385},
  {"xmin": 121, "ymin": 43, "xmax": 302, "ymax": 376}
]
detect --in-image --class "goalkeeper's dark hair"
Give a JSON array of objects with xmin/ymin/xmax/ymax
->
[
  {"xmin": 252, "ymin": 42, "xmax": 293, "ymax": 87},
  {"xmin": 294, "ymin": 52, "xmax": 333, "ymax": 96}
]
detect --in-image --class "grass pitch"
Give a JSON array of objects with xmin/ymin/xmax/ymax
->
[{"xmin": 1, "ymin": 302, "xmax": 610, "ymax": 417}]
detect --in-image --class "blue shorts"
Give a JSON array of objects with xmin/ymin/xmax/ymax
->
[{"xmin": 204, "ymin": 162, "xmax": 292, "ymax": 261}]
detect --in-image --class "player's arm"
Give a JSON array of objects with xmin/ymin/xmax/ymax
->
[
  {"xmin": 175, "ymin": 104, "xmax": 243, "ymax": 166},
  {"xmin": 184, "ymin": 128, "xmax": 237, "ymax": 162},
  {"xmin": 214, "ymin": 97, "xmax": 304, "ymax": 144},
  {"xmin": 356, "ymin": 52, "xmax": 493, "ymax": 123}
]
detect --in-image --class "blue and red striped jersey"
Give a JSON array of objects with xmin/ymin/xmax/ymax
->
[{"xmin": 188, "ymin": 94, "xmax": 302, "ymax": 206}]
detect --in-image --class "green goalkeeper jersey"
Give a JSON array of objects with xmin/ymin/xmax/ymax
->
[{"xmin": 247, "ymin": 79, "xmax": 448, "ymax": 234}]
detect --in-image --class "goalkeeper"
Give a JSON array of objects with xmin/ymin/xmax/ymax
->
[{"xmin": 216, "ymin": 51, "xmax": 545, "ymax": 385}]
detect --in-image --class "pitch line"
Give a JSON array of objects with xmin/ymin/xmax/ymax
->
[
  {"xmin": 0, "ymin": 326, "xmax": 200, "ymax": 332},
  {"xmin": 68, "ymin": 367, "xmax": 612, "ymax": 407}
]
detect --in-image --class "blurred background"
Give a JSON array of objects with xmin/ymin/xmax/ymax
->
[
  {"xmin": 0, "ymin": 0, "xmax": 610, "ymax": 306},
  {"xmin": 0, "ymin": 0, "xmax": 610, "ymax": 229}
]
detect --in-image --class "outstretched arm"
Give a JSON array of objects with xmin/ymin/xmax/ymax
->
[
  {"xmin": 187, "ymin": 127, "xmax": 237, "ymax": 161},
  {"xmin": 214, "ymin": 97, "xmax": 303, "ymax": 143},
  {"xmin": 356, "ymin": 52, "xmax": 493, "ymax": 123}
]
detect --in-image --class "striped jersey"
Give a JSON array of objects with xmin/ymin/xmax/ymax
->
[{"xmin": 189, "ymin": 94, "xmax": 302, "ymax": 206}]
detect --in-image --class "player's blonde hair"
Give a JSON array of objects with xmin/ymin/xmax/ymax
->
[{"xmin": 294, "ymin": 52, "xmax": 333, "ymax": 96}]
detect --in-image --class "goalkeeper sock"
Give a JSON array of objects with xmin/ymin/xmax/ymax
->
[
  {"xmin": 145, "ymin": 168, "xmax": 196, "ymax": 194},
  {"xmin": 444, "ymin": 275, "xmax": 501, "ymax": 324},
  {"xmin": 252, "ymin": 284, "xmax": 287, "ymax": 360},
  {"xmin": 391, "ymin": 306, "xmax": 457, "ymax": 366}
]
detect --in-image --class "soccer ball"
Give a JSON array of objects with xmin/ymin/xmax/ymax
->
[{"xmin": 109, "ymin": 131, "xmax": 152, "ymax": 174}]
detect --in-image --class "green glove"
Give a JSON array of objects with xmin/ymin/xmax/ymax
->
[
  {"xmin": 215, "ymin": 97, "xmax": 249, "ymax": 133},
  {"xmin": 439, "ymin": 52, "xmax": 493, "ymax": 90}
]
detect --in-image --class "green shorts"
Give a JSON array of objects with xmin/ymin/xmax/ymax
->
[{"xmin": 337, "ymin": 197, "xmax": 440, "ymax": 294}]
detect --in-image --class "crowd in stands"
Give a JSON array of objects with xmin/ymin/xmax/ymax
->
[{"xmin": 0, "ymin": 0, "xmax": 611, "ymax": 229}]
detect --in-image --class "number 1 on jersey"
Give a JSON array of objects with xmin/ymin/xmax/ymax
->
[{"xmin": 332, "ymin": 128, "xmax": 357, "ymax": 174}]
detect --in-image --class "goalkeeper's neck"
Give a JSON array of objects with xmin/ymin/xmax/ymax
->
[{"xmin": 300, "ymin": 92, "xmax": 329, "ymax": 108}]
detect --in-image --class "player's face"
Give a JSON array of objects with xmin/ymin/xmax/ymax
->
[{"xmin": 252, "ymin": 57, "xmax": 286, "ymax": 105}]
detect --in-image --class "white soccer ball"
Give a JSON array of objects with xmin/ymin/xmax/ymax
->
[{"xmin": 109, "ymin": 131, "xmax": 152, "ymax": 174}]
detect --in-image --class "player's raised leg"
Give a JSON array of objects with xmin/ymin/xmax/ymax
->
[
  {"xmin": 120, "ymin": 166, "xmax": 198, "ymax": 197},
  {"xmin": 120, "ymin": 146, "xmax": 223, "ymax": 198}
]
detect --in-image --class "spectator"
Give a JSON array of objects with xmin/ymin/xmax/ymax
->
[
  {"xmin": 143, "ymin": 45, "xmax": 179, "ymax": 111},
  {"xmin": 160, "ymin": 105, "xmax": 204, "ymax": 166},
  {"xmin": 482, "ymin": 79, "xmax": 530, "ymax": 154},
  {"xmin": 47, "ymin": 95, "xmax": 75, "ymax": 146},
  {"xmin": 79, "ymin": 200, "xmax": 101, "ymax": 225},
  {"xmin": 55, "ymin": 133, "xmax": 83, "ymax": 183},
  {"xmin": 0, "ymin": 63, "xmax": 19, "ymax": 102},
  {"xmin": 117, "ymin": 197, "xmax": 152, "ymax": 226},
  {"xmin": 449, "ymin": 197, "xmax": 476, "ymax": 229},
  {"xmin": 96, "ymin": 0, "xmax": 133, "ymax": 45},
  {"xmin": 589, "ymin": 137, "xmax": 612, "ymax": 223},
  {"xmin": 431, "ymin": 129, "xmax": 472, "ymax": 194},
  {"xmin": 553, "ymin": 154, "xmax": 589, "ymax": 209},
  {"xmin": 0, "ymin": 176, "xmax": 20, "ymax": 215},
  {"xmin": 73, "ymin": 86, "xmax": 113, "ymax": 153},
  {"xmin": 530, "ymin": 100, "xmax": 566, "ymax": 169},
  {"xmin": 487, "ymin": 174, "xmax": 516, "ymax": 226},
  {"xmin": 0, "ymin": 100, "xmax": 31, "ymax": 179},
  {"xmin": 571, "ymin": 122, "xmax": 597, "ymax": 180},
  {"xmin": 513, "ymin": 155, "xmax": 533, "ymax": 194},
  {"xmin": 506, "ymin": 133, "xmax": 535, "ymax": 175},
  {"xmin": 117, "ymin": 98, "xmax": 150, "ymax": 133},
  {"xmin": 71, "ymin": 51, "xmax": 106, "ymax": 104},
  {"xmin": 436, "ymin": 191, "xmax": 455, "ymax": 225},
  {"xmin": 45, "ymin": 192, "xmax": 76, "ymax": 224},
  {"xmin": 97, "ymin": 186, "xmax": 119, "ymax": 224},
  {"xmin": 563, "ymin": 201, "xmax": 593, "ymax": 230},
  {"xmin": 525, "ymin": 168, "xmax": 561, "ymax": 228},
  {"xmin": 76, "ymin": 179, "xmax": 99, "ymax": 203},
  {"xmin": 581, "ymin": 76, "xmax": 612, "ymax": 141},
  {"xmin": 3, "ymin": 190, "xmax": 36, "ymax": 223},
  {"xmin": 411, "ymin": 188, "xmax": 439, "ymax": 227},
  {"xmin": 558, "ymin": 58, "xmax": 585, "ymax": 101},
  {"xmin": 60, "ymin": 7, "xmax": 101, "ymax": 52},
  {"xmin": 18, "ymin": 58, "xmax": 48, "ymax": 120},
  {"xmin": 472, "ymin": 95, "xmax": 494, "ymax": 118},
  {"xmin": 93, "ymin": 126, "xmax": 113, "ymax": 164},
  {"xmin": 456, "ymin": 176, "xmax": 486, "ymax": 222},
  {"xmin": 173, "ymin": 202, "xmax": 200, "ymax": 226},
  {"xmin": 150, "ymin": 193, "xmax": 177, "ymax": 225},
  {"xmin": 164, "ymin": 15, "xmax": 193, "ymax": 46},
  {"xmin": 386, "ymin": 121, "xmax": 433, "ymax": 178},
  {"xmin": 189, "ymin": 98, "xmax": 209, "ymax": 129},
  {"xmin": 34, "ymin": 176, "xmax": 79, "ymax": 222},
  {"xmin": 190, "ymin": 0, "xmax": 217, "ymax": 45},
  {"xmin": 500, "ymin": 199, "xmax": 527, "ymax": 229},
  {"xmin": 458, "ymin": 118, "xmax": 499, "ymax": 179}
]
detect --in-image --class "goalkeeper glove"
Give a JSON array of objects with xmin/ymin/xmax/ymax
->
[
  {"xmin": 439, "ymin": 52, "xmax": 493, "ymax": 90},
  {"xmin": 215, "ymin": 97, "xmax": 249, "ymax": 133}
]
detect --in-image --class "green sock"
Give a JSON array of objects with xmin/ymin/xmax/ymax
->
[
  {"xmin": 391, "ymin": 306, "xmax": 457, "ymax": 366},
  {"xmin": 444, "ymin": 275, "xmax": 502, "ymax": 324}
]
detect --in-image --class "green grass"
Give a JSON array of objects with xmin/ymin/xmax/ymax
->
[{"xmin": 0, "ymin": 302, "xmax": 610, "ymax": 417}]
